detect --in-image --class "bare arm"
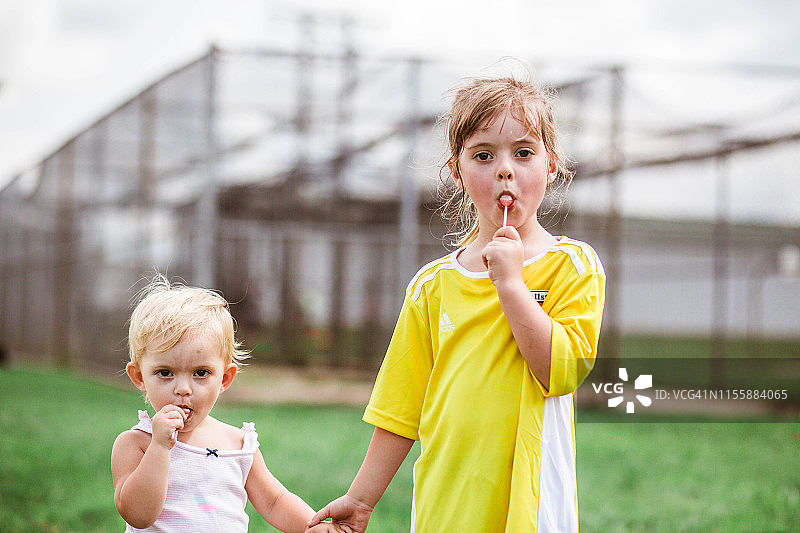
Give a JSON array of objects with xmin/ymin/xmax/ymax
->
[
  {"xmin": 111, "ymin": 431, "xmax": 172, "ymax": 528},
  {"xmin": 348, "ymin": 427, "xmax": 415, "ymax": 507},
  {"xmin": 307, "ymin": 427, "xmax": 415, "ymax": 531},
  {"xmin": 482, "ymin": 226, "xmax": 553, "ymax": 391},
  {"xmin": 112, "ymin": 406, "xmax": 187, "ymax": 528},
  {"xmin": 245, "ymin": 449, "xmax": 317, "ymax": 533},
  {"xmin": 494, "ymin": 270, "xmax": 553, "ymax": 390}
]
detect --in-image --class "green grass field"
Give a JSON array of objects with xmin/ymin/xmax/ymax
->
[{"xmin": 1, "ymin": 367, "xmax": 798, "ymax": 532}]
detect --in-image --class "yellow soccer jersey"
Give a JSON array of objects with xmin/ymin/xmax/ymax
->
[{"xmin": 363, "ymin": 236, "xmax": 605, "ymax": 533}]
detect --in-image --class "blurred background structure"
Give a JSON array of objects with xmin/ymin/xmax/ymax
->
[{"xmin": 1, "ymin": 12, "xmax": 799, "ymax": 376}]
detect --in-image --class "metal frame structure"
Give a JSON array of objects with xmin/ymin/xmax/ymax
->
[{"xmin": 1, "ymin": 31, "xmax": 799, "ymax": 371}]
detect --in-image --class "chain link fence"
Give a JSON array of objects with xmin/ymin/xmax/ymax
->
[{"xmin": 1, "ymin": 44, "xmax": 799, "ymax": 373}]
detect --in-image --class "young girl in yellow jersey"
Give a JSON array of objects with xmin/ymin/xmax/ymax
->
[{"xmin": 309, "ymin": 74, "xmax": 606, "ymax": 533}]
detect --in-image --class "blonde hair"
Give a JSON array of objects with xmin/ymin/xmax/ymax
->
[
  {"xmin": 128, "ymin": 274, "xmax": 249, "ymax": 367},
  {"xmin": 438, "ymin": 75, "xmax": 573, "ymax": 246}
]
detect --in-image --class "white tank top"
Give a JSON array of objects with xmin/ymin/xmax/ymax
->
[{"xmin": 124, "ymin": 410, "xmax": 258, "ymax": 533}]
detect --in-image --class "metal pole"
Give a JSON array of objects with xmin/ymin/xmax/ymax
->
[
  {"xmin": 295, "ymin": 14, "xmax": 313, "ymax": 183},
  {"xmin": 0, "ymin": 191, "xmax": 10, "ymax": 365},
  {"xmin": 398, "ymin": 59, "xmax": 421, "ymax": 295},
  {"xmin": 711, "ymin": 153, "xmax": 730, "ymax": 387},
  {"xmin": 330, "ymin": 18, "xmax": 356, "ymax": 364},
  {"xmin": 54, "ymin": 147, "xmax": 75, "ymax": 366},
  {"xmin": 139, "ymin": 88, "xmax": 156, "ymax": 274},
  {"xmin": 746, "ymin": 255, "xmax": 766, "ymax": 358},
  {"xmin": 601, "ymin": 66, "xmax": 624, "ymax": 377},
  {"xmin": 195, "ymin": 46, "xmax": 219, "ymax": 287}
]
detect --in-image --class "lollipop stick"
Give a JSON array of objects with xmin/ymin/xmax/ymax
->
[{"xmin": 499, "ymin": 194, "xmax": 513, "ymax": 228}]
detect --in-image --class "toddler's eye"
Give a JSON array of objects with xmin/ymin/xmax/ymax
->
[
  {"xmin": 473, "ymin": 151, "xmax": 492, "ymax": 161},
  {"xmin": 517, "ymin": 148, "xmax": 533, "ymax": 157},
  {"xmin": 195, "ymin": 369, "xmax": 210, "ymax": 377},
  {"xmin": 156, "ymin": 369, "xmax": 171, "ymax": 377}
]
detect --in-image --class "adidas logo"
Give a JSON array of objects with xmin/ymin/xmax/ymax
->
[{"xmin": 439, "ymin": 312, "xmax": 455, "ymax": 334}]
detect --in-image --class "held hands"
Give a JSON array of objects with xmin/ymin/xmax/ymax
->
[
  {"xmin": 482, "ymin": 225, "xmax": 525, "ymax": 288},
  {"xmin": 305, "ymin": 523, "xmax": 348, "ymax": 533},
  {"xmin": 150, "ymin": 405, "xmax": 187, "ymax": 449},
  {"xmin": 306, "ymin": 494, "xmax": 374, "ymax": 533}
]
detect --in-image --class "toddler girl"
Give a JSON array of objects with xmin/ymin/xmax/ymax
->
[{"xmin": 112, "ymin": 274, "xmax": 340, "ymax": 533}]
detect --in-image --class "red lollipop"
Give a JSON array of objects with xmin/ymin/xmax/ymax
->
[{"xmin": 499, "ymin": 194, "xmax": 513, "ymax": 227}]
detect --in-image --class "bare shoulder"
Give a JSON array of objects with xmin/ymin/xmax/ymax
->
[
  {"xmin": 111, "ymin": 430, "xmax": 151, "ymax": 483},
  {"xmin": 113, "ymin": 429, "xmax": 151, "ymax": 454},
  {"xmin": 207, "ymin": 416, "xmax": 247, "ymax": 450}
]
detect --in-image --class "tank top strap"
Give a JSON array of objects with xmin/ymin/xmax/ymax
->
[
  {"xmin": 130, "ymin": 411, "xmax": 258, "ymax": 452},
  {"xmin": 131, "ymin": 409, "xmax": 153, "ymax": 434},
  {"xmin": 241, "ymin": 422, "xmax": 259, "ymax": 452}
]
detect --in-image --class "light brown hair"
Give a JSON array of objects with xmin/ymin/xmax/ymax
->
[{"xmin": 439, "ymin": 75, "xmax": 572, "ymax": 245}]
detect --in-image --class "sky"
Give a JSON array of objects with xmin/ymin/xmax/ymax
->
[{"xmin": 1, "ymin": 0, "xmax": 799, "ymax": 221}]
